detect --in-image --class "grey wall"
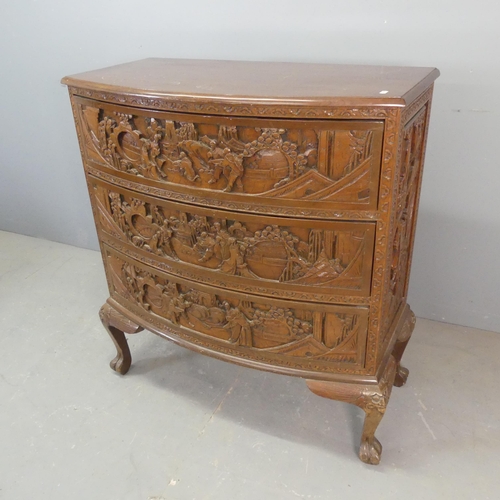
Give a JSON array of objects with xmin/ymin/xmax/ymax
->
[{"xmin": 1, "ymin": 1, "xmax": 499, "ymax": 332}]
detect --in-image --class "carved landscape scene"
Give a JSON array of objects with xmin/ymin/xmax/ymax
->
[
  {"xmin": 93, "ymin": 184, "xmax": 373, "ymax": 294},
  {"xmin": 79, "ymin": 102, "xmax": 382, "ymax": 205},
  {"xmin": 387, "ymin": 107, "xmax": 427, "ymax": 330},
  {"xmin": 106, "ymin": 251, "xmax": 365, "ymax": 363}
]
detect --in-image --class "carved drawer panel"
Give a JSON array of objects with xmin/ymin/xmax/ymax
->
[
  {"xmin": 76, "ymin": 97, "xmax": 384, "ymax": 218},
  {"xmin": 90, "ymin": 178, "xmax": 376, "ymax": 303},
  {"xmin": 104, "ymin": 245, "xmax": 368, "ymax": 372}
]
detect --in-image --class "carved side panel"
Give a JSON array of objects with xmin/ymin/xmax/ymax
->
[
  {"xmin": 90, "ymin": 179, "xmax": 375, "ymax": 300},
  {"xmin": 385, "ymin": 106, "xmax": 428, "ymax": 331},
  {"xmin": 104, "ymin": 247, "xmax": 368, "ymax": 370},
  {"xmin": 76, "ymin": 97, "xmax": 383, "ymax": 212}
]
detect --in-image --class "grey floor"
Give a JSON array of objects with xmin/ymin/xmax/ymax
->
[{"xmin": 1, "ymin": 230, "xmax": 499, "ymax": 500}]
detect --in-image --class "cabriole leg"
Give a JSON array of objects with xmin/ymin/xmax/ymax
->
[
  {"xmin": 99, "ymin": 302, "xmax": 143, "ymax": 374},
  {"xmin": 306, "ymin": 356, "xmax": 397, "ymax": 465}
]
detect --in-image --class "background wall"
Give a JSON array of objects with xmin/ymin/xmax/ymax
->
[{"xmin": 1, "ymin": 1, "xmax": 499, "ymax": 332}]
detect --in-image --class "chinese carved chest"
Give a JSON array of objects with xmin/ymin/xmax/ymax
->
[{"xmin": 62, "ymin": 59, "xmax": 439, "ymax": 464}]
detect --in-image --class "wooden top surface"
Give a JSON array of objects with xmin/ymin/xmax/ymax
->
[{"xmin": 62, "ymin": 58, "xmax": 439, "ymax": 107}]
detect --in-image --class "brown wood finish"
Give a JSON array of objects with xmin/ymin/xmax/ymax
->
[
  {"xmin": 99, "ymin": 302, "xmax": 143, "ymax": 374},
  {"xmin": 63, "ymin": 58, "xmax": 439, "ymax": 464},
  {"xmin": 89, "ymin": 178, "xmax": 377, "ymax": 302},
  {"xmin": 76, "ymin": 96, "xmax": 385, "ymax": 216},
  {"xmin": 307, "ymin": 356, "xmax": 397, "ymax": 465}
]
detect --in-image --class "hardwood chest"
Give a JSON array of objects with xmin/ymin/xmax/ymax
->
[{"xmin": 62, "ymin": 59, "xmax": 439, "ymax": 464}]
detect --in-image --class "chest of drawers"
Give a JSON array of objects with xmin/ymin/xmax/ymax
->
[{"xmin": 62, "ymin": 59, "xmax": 439, "ymax": 464}]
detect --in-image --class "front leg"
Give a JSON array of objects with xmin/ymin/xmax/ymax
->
[
  {"xmin": 357, "ymin": 356, "xmax": 397, "ymax": 464},
  {"xmin": 99, "ymin": 302, "xmax": 143, "ymax": 374},
  {"xmin": 306, "ymin": 356, "xmax": 397, "ymax": 465}
]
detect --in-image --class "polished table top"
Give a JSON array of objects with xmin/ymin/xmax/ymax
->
[{"xmin": 62, "ymin": 58, "xmax": 439, "ymax": 107}]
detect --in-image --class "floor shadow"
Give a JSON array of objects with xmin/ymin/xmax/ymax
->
[
  {"xmin": 125, "ymin": 334, "xmax": 369, "ymax": 463},
  {"xmin": 119, "ymin": 319, "xmax": 500, "ymax": 471}
]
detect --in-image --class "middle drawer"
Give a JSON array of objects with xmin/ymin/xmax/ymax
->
[{"xmin": 90, "ymin": 177, "xmax": 375, "ymax": 304}]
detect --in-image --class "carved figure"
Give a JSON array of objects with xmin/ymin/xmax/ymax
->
[
  {"xmin": 194, "ymin": 231, "xmax": 217, "ymax": 263},
  {"xmin": 223, "ymin": 302, "xmax": 253, "ymax": 346},
  {"xmin": 140, "ymin": 135, "xmax": 164, "ymax": 180},
  {"xmin": 208, "ymin": 148, "xmax": 244, "ymax": 191},
  {"xmin": 165, "ymin": 291, "xmax": 191, "ymax": 325},
  {"xmin": 219, "ymin": 238, "xmax": 251, "ymax": 276},
  {"xmin": 172, "ymin": 152, "xmax": 198, "ymax": 182},
  {"xmin": 157, "ymin": 219, "xmax": 175, "ymax": 257}
]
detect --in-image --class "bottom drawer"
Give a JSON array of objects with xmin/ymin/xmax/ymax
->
[{"xmin": 103, "ymin": 245, "xmax": 369, "ymax": 375}]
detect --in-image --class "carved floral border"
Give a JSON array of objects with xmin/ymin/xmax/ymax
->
[{"xmin": 69, "ymin": 86, "xmax": 400, "ymax": 120}]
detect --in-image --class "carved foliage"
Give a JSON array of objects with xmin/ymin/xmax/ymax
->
[
  {"xmin": 80, "ymin": 102, "xmax": 380, "ymax": 204},
  {"xmin": 94, "ymin": 186, "xmax": 370, "ymax": 291},
  {"xmin": 355, "ymin": 355, "xmax": 397, "ymax": 414},
  {"xmin": 106, "ymin": 252, "xmax": 364, "ymax": 364}
]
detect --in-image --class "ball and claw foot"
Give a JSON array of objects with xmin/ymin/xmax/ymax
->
[
  {"xmin": 359, "ymin": 437, "xmax": 383, "ymax": 465},
  {"xmin": 99, "ymin": 302, "xmax": 143, "ymax": 375},
  {"xmin": 306, "ymin": 356, "xmax": 396, "ymax": 465}
]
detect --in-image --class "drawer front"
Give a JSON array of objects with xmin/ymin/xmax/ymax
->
[
  {"xmin": 104, "ymin": 245, "xmax": 368, "ymax": 372},
  {"xmin": 76, "ymin": 97, "xmax": 383, "ymax": 217},
  {"xmin": 90, "ymin": 178, "xmax": 375, "ymax": 303}
]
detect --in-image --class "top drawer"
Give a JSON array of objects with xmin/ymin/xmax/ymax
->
[{"xmin": 74, "ymin": 97, "xmax": 383, "ymax": 218}]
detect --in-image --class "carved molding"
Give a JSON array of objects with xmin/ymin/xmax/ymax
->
[
  {"xmin": 69, "ymin": 86, "xmax": 398, "ymax": 119},
  {"xmin": 364, "ymin": 108, "xmax": 401, "ymax": 372},
  {"xmin": 402, "ymin": 86, "xmax": 434, "ymax": 124},
  {"xmin": 87, "ymin": 165, "xmax": 381, "ymax": 220}
]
